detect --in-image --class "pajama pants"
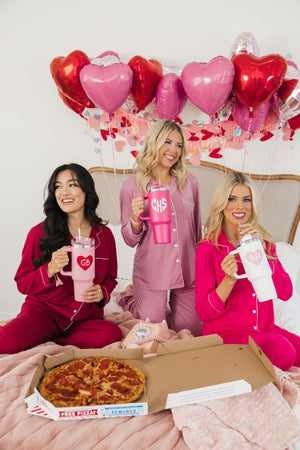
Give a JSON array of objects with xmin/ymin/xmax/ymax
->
[
  {"xmin": 0, "ymin": 305, "xmax": 122, "ymax": 354},
  {"xmin": 221, "ymin": 325, "xmax": 300, "ymax": 371},
  {"xmin": 131, "ymin": 284, "xmax": 202, "ymax": 337}
]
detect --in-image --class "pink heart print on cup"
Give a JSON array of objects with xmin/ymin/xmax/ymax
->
[
  {"xmin": 140, "ymin": 183, "xmax": 171, "ymax": 244},
  {"xmin": 61, "ymin": 237, "xmax": 95, "ymax": 302},
  {"xmin": 245, "ymin": 249, "xmax": 263, "ymax": 265},
  {"xmin": 229, "ymin": 234, "xmax": 277, "ymax": 302}
]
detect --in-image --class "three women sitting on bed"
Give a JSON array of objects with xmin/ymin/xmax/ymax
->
[
  {"xmin": 195, "ymin": 171, "xmax": 300, "ymax": 371},
  {"xmin": 119, "ymin": 119, "xmax": 203, "ymax": 336},
  {"xmin": 0, "ymin": 163, "xmax": 122, "ymax": 353}
]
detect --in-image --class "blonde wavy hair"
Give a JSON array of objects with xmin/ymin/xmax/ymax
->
[
  {"xmin": 135, "ymin": 119, "xmax": 188, "ymax": 193},
  {"xmin": 204, "ymin": 171, "xmax": 275, "ymax": 257}
]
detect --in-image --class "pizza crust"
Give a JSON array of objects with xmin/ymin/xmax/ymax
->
[{"xmin": 39, "ymin": 356, "xmax": 145, "ymax": 407}]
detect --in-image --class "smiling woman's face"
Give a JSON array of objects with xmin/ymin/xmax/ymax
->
[
  {"xmin": 223, "ymin": 183, "xmax": 252, "ymax": 228},
  {"xmin": 54, "ymin": 170, "xmax": 86, "ymax": 215},
  {"xmin": 156, "ymin": 129, "xmax": 183, "ymax": 170}
]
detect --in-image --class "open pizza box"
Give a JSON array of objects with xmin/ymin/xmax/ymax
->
[{"xmin": 25, "ymin": 334, "xmax": 276, "ymax": 420}]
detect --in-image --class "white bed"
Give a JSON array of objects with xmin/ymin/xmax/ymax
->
[{"xmin": 0, "ymin": 162, "xmax": 299, "ymax": 449}]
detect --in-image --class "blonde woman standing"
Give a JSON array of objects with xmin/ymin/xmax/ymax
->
[
  {"xmin": 195, "ymin": 171, "xmax": 300, "ymax": 370},
  {"xmin": 120, "ymin": 120, "xmax": 202, "ymax": 336}
]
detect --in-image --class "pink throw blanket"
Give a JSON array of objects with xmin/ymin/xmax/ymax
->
[{"xmin": 0, "ymin": 311, "xmax": 299, "ymax": 449}]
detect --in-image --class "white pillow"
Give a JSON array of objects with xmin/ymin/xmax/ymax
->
[
  {"xmin": 107, "ymin": 224, "xmax": 135, "ymax": 281},
  {"xmin": 273, "ymin": 242, "xmax": 300, "ymax": 335},
  {"xmin": 276, "ymin": 242, "xmax": 300, "ymax": 288}
]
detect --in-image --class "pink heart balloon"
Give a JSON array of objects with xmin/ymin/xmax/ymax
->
[
  {"xmin": 155, "ymin": 73, "xmax": 187, "ymax": 120},
  {"xmin": 181, "ymin": 57, "xmax": 235, "ymax": 119},
  {"xmin": 80, "ymin": 62, "xmax": 133, "ymax": 115},
  {"xmin": 232, "ymin": 97, "xmax": 270, "ymax": 135}
]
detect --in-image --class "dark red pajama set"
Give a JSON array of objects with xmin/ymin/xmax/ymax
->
[{"xmin": 0, "ymin": 222, "xmax": 122, "ymax": 353}]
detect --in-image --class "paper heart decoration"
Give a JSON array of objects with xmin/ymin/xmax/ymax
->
[
  {"xmin": 88, "ymin": 115, "xmax": 101, "ymax": 130},
  {"xmin": 77, "ymin": 255, "xmax": 93, "ymax": 271},
  {"xmin": 232, "ymin": 53, "xmax": 287, "ymax": 110},
  {"xmin": 201, "ymin": 129, "xmax": 214, "ymax": 140},
  {"xmin": 128, "ymin": 55, "xmax": 162, "ymax": 111},
  {"xmin": 246, "ymin": 250, "xmax": 263, "ymax": 265},
  {"xmin": 282, "ymin": 127, "xmax": 294, "ymax": 141},
  {"xmin": 260, "ymin": 131, "xmax": 274, "ymax": 141},
  {"xmin": 155, "ymin": 73, "xmax": 187, "ymax": 120},
  {"xmin": 50, "ymin": 50, "xmax": 94, "ymax": 117},
  {"xmin": 80, "ymin": 60, "xmax": 133, "ymax": 116},
  {"xmin": 100, "ymin": 127, "xmax": 118, "ymax": 141},
  {"xmin": 181, "ymin": 57, "xmax": 235, "ymax": 119},
  {"xmin": 114, "ymin": 140, "xmax": 126, "ymax": 152},
  {"xmin": 209, "ymin": 147, "xmax": 223, "ymax": 159}
]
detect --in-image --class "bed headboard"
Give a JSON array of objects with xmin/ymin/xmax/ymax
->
[{"xmin": 89, "ymin": 161, "xmax": 300, "ymax": 245}]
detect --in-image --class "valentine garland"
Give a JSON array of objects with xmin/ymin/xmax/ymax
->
[{"xmin": 50, "ymin": 32, "xmax": 300, "ymax": 163}]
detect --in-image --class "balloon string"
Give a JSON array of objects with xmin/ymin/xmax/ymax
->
[{"xmin": 96, "ymin": 118, "xmax": 120, "ymax": 221}]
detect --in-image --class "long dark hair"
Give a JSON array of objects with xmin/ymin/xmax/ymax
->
[{"xmin": 34, "ymin": 163, "xmax": 106, "ymax": 268}]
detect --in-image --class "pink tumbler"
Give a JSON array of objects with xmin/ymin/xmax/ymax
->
[
  {"xmin": 140, "ymin": 184, "xmax": 171, "ymax": 244},
  {"xmin": 61, "ymin": 237, "xmax": 95, "ymax": 302}
]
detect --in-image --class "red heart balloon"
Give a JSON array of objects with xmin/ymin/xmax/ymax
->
[
  {"xmin": 232, "ymin": 54, "xmax": 287, "ymax": 109},
  {"xmin": 278, "ymin": 78, "xmax": 298, "ymax": 103},
  {"xmin": 50, "ymin": 50, "xmax": 94, "ymax": 116},
  {"xmin": 128, "ymin": 55, "xmax": 162, "ymax": 111}
]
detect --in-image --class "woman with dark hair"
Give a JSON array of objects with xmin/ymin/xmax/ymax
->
[{"xmin": 0, "ymin": 163, "xmax": 122, "ymax": 354}]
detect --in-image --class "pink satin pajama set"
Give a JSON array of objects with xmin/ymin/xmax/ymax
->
[{"xmin": 120, "ymin": 173, "xmax": 203, "ymax": 336}]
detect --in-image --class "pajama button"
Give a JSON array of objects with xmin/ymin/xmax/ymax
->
[
  {"xmin": 173, "ymin": 228, "xmax": 176, "ymax": 232},
  {"xmin": 73, "ymin": 310, "xmax": 77, "ymax": 313},
  {"xmin": 174, "ymin": 243, "xmax": 178, "ymax": 247},
  {"xmin": 172, "ymin": 212, "xmax": 175, "ymax": 216},
  {"xmin": 176, "ymin": 259, "xmax": 180, "ymax": 263},
  {"xmin": 252, "ymin": 293, "xmax": 256, "ymax": 297},
  {"xmin": 252, "ymin": 310, "xmax": 256, "ymax": 313},
  {"xmin": 254, "ymin": 326, "xmax": 257, "ymax": 330}
]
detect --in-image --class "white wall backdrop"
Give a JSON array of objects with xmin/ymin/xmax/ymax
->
[{"xmin": 0, "ymin": 0, "xmax": 299, "ymax": 318}]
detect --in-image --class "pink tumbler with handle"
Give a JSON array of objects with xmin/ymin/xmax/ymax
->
[
  {"xmin": 140, "ymin": 184, "xmax": 171, "ymax": 244},
  {"xmin": 61, "ymin": 237, "xmax": 95, "ymax": 302}
]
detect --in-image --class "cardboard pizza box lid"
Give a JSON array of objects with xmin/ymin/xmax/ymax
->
[{"xmin": 143, "ymin": 336, "xmax": 276, "ymax": 414}]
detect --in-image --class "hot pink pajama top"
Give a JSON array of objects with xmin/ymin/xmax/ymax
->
[
  {"xmin": 120, "ymin": 174, "xmax": 202, "ymax": 290},
  {"xmin": 195, "ymin": 230, "xmax": 293, "ymax": 337}
]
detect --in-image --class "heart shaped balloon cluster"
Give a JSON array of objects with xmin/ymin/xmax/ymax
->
[{"xmin": 50, "ymin": 35, "xmax": 300, "ymax": 134}]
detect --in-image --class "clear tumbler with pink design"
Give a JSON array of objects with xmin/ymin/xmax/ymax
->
[
  {"xmin": 61, "ymin": 237, "xmax": 95, "ymax": 302},
  {"xmin": 140, "ymin": 184, "xmax": 171, "ymax": 244},
  {"xmin": 229, "ymin": 234, "xmax": 277, "ymax": 302}
]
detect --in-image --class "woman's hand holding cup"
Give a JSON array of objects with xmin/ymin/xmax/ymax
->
[
  {"xmin": 81, "ymin": 284, "xmax": 104, "ymax": 303},
  {"xmin": 47, "ymin": 247, "xmax": 70, "ymax": 276}
]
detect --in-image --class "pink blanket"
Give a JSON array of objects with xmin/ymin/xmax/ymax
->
[{"xmin": 0, "ymin": 311, "xmax": 299, "ymax": 449}]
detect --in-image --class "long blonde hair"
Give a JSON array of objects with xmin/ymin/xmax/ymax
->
[
  {"xmin": 204, "ymin": 171, "xmax": 275, "ymax": 256},
  {"xmin": 135, "ymin": 120, "xmax": 188, "ymax": 193}
]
